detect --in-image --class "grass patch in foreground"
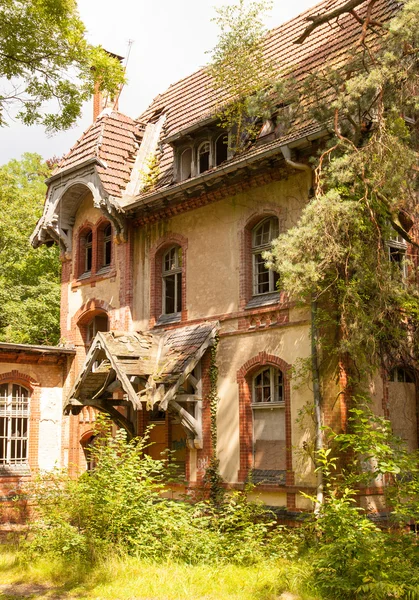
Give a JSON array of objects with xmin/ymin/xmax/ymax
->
[{"xmin": 0, "ymin": 545, "xmax": 316, "ymax": 600}]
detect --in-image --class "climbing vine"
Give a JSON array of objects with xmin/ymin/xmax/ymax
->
[{"xmin": 204, "ymin": 334, "xmax": 224, "ymax": 504}]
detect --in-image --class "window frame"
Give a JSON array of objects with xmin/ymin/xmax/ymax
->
[
  {"xmin": 215, "ymin": 133, "xmax": 228, "ymax": 166},
  {"xmin": 102, "ymin": 223, "xmax": 112, "ymax": 269},
  {"xmin": 387, "ymin": 233, "xmax": 408, "ymax": 278},
  {"xmin": 252, "ymin": 366, "xmax": 284, "ymax": 407},
  {"xmin": 180, "ymin": 147, "xmax": 193, "ymax": 181},
  {"xmin": 252, "ymin": 217, "xmax": 279, "ymax": 296},
  {"xmin": 0, "ymin": 383, "xmax": 30, "ymax": 468},
  {"xmin": 197, "ymin": 140, "xmax": 211, "ymax": 175},
  {"xmin": 84, "ymin": 229, "xmax": 93, "ymax": 274},
  {"xmin": 389, "ymin": 366, "xmax": 415, "ymax": 383},
  {"xmin": 162, "ymin": 245, "xmax": 183, "ymax": 316}
]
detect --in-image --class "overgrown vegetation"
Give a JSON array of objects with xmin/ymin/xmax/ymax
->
[
  {"xmin": 207, "ymin": 0, "xmax": 292, "ymax": 152},
  {"xmin": 0, "ymin": 0, "xmax": 125, "ymax": 131},
  {"xmin": 0, "ymin": 153, "xmax": 61, "ymax": 345},
  {"xmin": 5, "ymin": 419, "xmax": 418, "ymax": 599}
]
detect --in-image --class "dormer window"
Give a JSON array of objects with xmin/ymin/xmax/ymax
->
[
  {"xmin": 181, "ymin": 148, "xmax": 192, "ymax": 181},
  {"xmin": 215, "ymin": 134, "xmax": 228, "ymax": 166},
  {"xmin": 198, "ymin": 141, "xmax": 210, "ymax": 174}
]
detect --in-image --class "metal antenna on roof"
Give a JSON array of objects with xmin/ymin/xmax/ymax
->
[{"xmin": 114, "ymin": 40, "xmax": 134, "ymax": 110}]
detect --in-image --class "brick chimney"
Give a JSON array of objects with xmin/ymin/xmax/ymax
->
[{"xmin": 92, "ymin": 50, "xmax": 124, "ymax": 122}]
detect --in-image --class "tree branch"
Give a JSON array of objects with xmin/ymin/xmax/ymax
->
[{"xmin": 295, "ymin": 0, "xmax": 373, "ymax": 44}]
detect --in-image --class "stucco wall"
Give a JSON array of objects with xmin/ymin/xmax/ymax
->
[{"xmin": 132, "ymin": 173, "xmax": 310, "ymax": 328}]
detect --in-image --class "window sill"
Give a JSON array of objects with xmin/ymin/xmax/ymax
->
[
  {"xmin": 252, "ymin": 469, "xmax": 286, "ymax": 485},
  {"xmin": 252, "ymin": 402, "xmax": 285, "ymax": 409},
  {"xmin": 156, "ymin": 312, "xmax": 181, "ymax": 326},
  {"xmin": 72, "ymin": 268, "xmax": 116, "ymax": 289},
  {"xmin": 245, "ymin": 292, "xmax": 280, "ymax": 310},
  {"xmin": 0, "ymin": 464, "xmax": 30, "ymax": 477}
]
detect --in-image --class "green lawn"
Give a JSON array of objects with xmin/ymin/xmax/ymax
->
[{"xmin": 0, "ymin": 543, "xmax": 315, "ymax": 600}]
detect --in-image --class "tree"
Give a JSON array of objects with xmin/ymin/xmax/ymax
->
[
  {"xmin": 267, "ymin": 0, "xmax": 419, "ymax": 505},
  {"xmin": 207, "ymin": 0, "xmax": 291, "ymax": 152},
  {"xmin": 0, "ymin": 153, "xmax": 61, "ymax": 345},
  {"xmin": 0, "ymin": 0, "xmax": 125, "ymax": 131}
]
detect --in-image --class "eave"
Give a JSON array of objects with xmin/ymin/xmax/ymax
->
[{"xmin": 125, "ymin": 125, "xmax": 329, "ymax": 219}]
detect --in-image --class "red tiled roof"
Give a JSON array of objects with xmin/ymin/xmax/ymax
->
[
  {"xmin": 51, "ymin": 0, "xmax": 398, "ymax": 204},
  {"xmin": 135, "ymin": 0, "xmax": 398, "ymax": 197},
  {"xmin": 54, "ymin": 111, "xmax": 141, "ymax": 197}
]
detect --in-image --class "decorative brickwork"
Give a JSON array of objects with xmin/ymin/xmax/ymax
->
[
  {"xmin": 236, "ymin": 352, "xmax": 293, "ymax": 486},
  {"xmin": 133, "ymin": 167, "xmax": 290, "ymax": 228},
  {"xmin": 149, "ymin": 233, "xmax": 188, "ymax": 328}
]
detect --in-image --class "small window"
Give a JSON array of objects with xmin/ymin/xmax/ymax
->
[
  {"xmin": 0, "ymin": 383, "xmax": 30, "ymax": 467},
  {"xmin": 198, "ymin": 141, "xmax": 210, "ymax": 174},
  {"xmin": 387, "ymin": 232, "xmax": 407, "ymax": 277},
  {"xmin": 252, "ymin": 217, "xmax": 279, "ymax": 295},
  {"xmin": 253, "ymin": 367, "xmax": 284, "ymax": 404},
  {"xmin": 86, "ymin": 314, "xmax": 109, "ymax": 345},
  {"xmin": 162, "ymin": 246, "xmax": 182, "ymax": 315},
  {"xmin": 84, "ymin": 230, "xmax": 93, "ymax": 273},
  {"xmin": 389, "ymin": 367, "xmax": 414, "ymax": 383},
  {"xmin": 103, "ymin": 224, "xmax": 112, "ymax": 268},
  {"xmin": 180, "ymin": 148, "xmax": 192, "ymax": 181},
  {"xmin": 215, "ymin": 134, "xmax": 228, "ymax": 166}
]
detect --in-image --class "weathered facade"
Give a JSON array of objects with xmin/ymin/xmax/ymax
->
[{"xmin": 1, "ymin": 0, "xmax": 417, "ymax": 513}]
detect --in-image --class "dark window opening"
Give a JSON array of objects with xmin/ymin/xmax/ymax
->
[
  {"xmin": 215, "ymin": 134, "xmax": 228, "ymax": 166},
  {"xmin": 85, "ymin": 230, "xmax": 93, "ymax": 273},
  {"xmin": 86, "ymin": 314, "xmax": 109, "ymax": 345},
  {"xmin": 389, "ymin": 367, "xmax": 414, "ymax": 383},
  {"xmin": 103, "ymin": 224, "xmax": 112, "ymax": 267},
  {"xmin": 198, "ymin": 142, "xmax": 210, "ymax": 174}
]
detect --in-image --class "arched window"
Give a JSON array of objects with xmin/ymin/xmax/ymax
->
[
  {"xmin": 251, "ymin": 366, "xmax": 286, "ymax": 481},
  {"xmin": 102, "ymin": 223, "xmax": 112, "ymax": 268},
  {"xmin": 197, "ymin": 141, "xmax": 210, "ymax": 174},
  {"xmin": 84, "ymin": 229, "xmax": 93, "ymax": 274},
  {"xmin": 252, "ymin": 217, "xmax": 279, "ymax": 295},
  {"xmin": 0, "ymin": 383, "xmax": 30, "ymax": 466},
  {"xmin": 162, "ymin": 246, "xmax": 182, "ymax": 315},
  {"xmin": 86, "ymin": 313, "xmax": 109, "ymax": 345},
  {"xmin": 180, "ymin": 148, "xmax": 192, "ymax": 181},
  {"xmin": 253, "ymin": 366, "xmax": 284, "ymax": 404},
  {"xmin": 215, "ymin": 134, "xmax": 228, "ymax": 166}
]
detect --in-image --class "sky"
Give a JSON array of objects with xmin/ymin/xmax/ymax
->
[{"xmin": 0, "ymin": 0, "xmax": 318, "ymax": 165}]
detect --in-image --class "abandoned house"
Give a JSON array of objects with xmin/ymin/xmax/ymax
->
[{"xmin": 0, "ymin": 0, "xmax": 417, "ymax": 515}]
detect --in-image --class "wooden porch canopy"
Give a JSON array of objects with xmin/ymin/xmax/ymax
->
[{"xmin": 64, "ymin": 322, "xmax": 218, "ymax": 447}]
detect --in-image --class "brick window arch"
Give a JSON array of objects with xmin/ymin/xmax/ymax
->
[
  {"xmin": 237, "ymin": 352, "xmax": 293, "ymax": 485},
  {"xmin": 150, "ymin": 233, "xmax": 188, "ymax": 327}
]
